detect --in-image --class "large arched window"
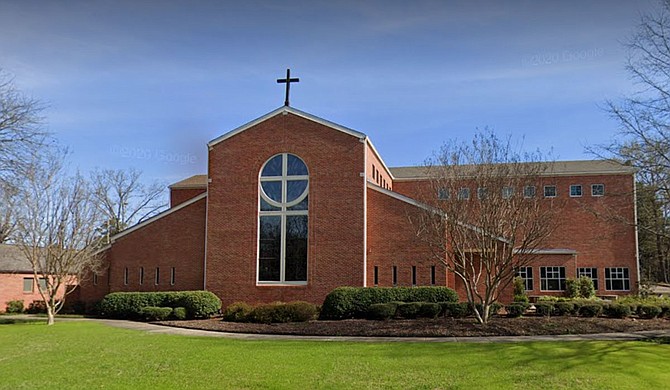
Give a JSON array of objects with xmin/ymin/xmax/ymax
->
[{"xmin": 258, "ymin": 153, "xmax": 308, "ymax": 284}]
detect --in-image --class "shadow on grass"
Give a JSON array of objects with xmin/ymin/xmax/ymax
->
[{"xmin": 0, "ymin": 318, "xmax": 45, "ymax": 325}]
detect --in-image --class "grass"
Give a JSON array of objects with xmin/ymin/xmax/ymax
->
[{"xmin": 1, "ymin": 321, "xmax": 669, "ymax": 389}]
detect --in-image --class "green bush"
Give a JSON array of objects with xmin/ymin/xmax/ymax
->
[
  {"xmin": 319, "ymin": 286, "xmax": 458, "ymax": 320},
  {"xmin": 505, "ymin": 302, "xmax": 528, "ymax": 318},
  {"xmin": 367, "ymin": 303, "xmax": 398, "ymax": 320},
  {"xmin": 223, "ymin": 302, "xmax": 254, "ymax": 322},
  {"xmin": 535, "ymin": 302, "xmax": 555, "ymax": 317},
  {"xmin": 26, "ymin": 301, "xmax": 47, "ymax": 314},
  {"xmin": 565, "ymin": 279, "xmax": 580, "ymax": 299},
  {"xmin": 99, "ymin": 291, "xmax": 221, "ymax": 320},
  {"xmin": 248, "ymin": 301, "xmax": 318, "ymax": 324},
  {"xmin": 139, "ymin": 306, "xmax": 173, "ymax": 321},
  {"xmin": 5, "ymin": 300, "xmax": 24, "ymax": 314},
  {"xmin": 554, "ymin": 302, "xmax": 575, "ymax": 316},
  {"xmin": 171, "ymin": 307, "xmax": 187, "ymax": 320},
  {"xmin": 396, "ymin": 302, "xmax": 422, "ymax": 319},
  {"xmin": 512, "ymin": 277, "xmax": 528, "ymax": 301},
  {"xmin": 578, "ymin": 277, "xmax": 596, "ymax": 299},
  {"xmin": 603, "ymin": 303, "xmax": 632, "ymax": 318},
  {"xmin": 513, "ymin": 294, "xmax": 529, "ymax": 304},
  {"xmin": 417, "ymin": 302, "xmax": 441, "ymax": 319},
  {"xmin": 579, "ymin": 303, "xmax": 603, "ymax": 317},
  {"xmin": 440, "ymin": 302, "xmax": 471, "ymax": 318},
  {"xmin": 638, "ymin": 304, "xmax": 663, "ymax": 319}
]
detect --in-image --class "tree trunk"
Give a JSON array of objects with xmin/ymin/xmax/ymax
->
[{"xmin": 46, "ymin": 306, "xmax": 55, "ymax": 325}]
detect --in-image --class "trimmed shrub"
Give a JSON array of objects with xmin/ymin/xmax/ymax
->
[
  {"xmin": 535, "ymin": 302, "xmax": 555, "ymax": 317},
  {"xmin": 554, "ymin": 302, "xmax": 575, "ymax": 316},
  {"xmin": 139, "ymin": 306, "xmax": 173, "ymax": 321},
  {"xmin": 367, "ymin": 303, "xmax": 398, "ymax": 320},
  {"xmin": 579, "ymin": 303, "xmax": 603, "ymax": 317},
  {"xmin": 5, "ymin": 300, "xmax": 24, "ymax": 314},
  {"xmin": 417, "ymin": 302, "xmax": 441, "ymax": 319},
  {"xmin": 506, "ymin": 302, "xmax": 528, "ymax": 318},
  {"xmin": 26, "ymin": 300, "xmax": 47, "ymax": 314},
  {"xmin": 61, "ymin": 300, "xmax": 86, "ymax": 315},
  {"xmin": 320, "ymin": 286, "xmax": 458, "ymax": 320},
  {"xmin": 171, "ymin": 307, "xmax": 187, "ymax": 320},
  {"xmin": 638, "ymin": 304, "xmax": 663, "ymax": 319},
  {"xmin": 223, "ymin": 302, "xmax": 254, "ymax": 322},
  {"xmin": 578, "ymin": 277, "xmax": 596, "ymax": 299},
  {"xmin": 603, "ymin": 303, "xmax": 632, "ymax": 318},
  {"xmin": 513, "ymin": 294, "xmax": 529, "ymax": 304},
  {"xmin": 248, "ymin": 301, "xmax": 318, "ymax": 324},
  {"xmin": 440, "ymin": 302, "xmax": 471, "ymax": 318},
  {"xmin": 565, "ymin": 279, "xmax": 580, "ymax": 299},
  {"xmin": 99, "ymin": 291, "xmax": 221, "ymax": 320},
  {"xmin": 396, "ymin": 302, "xmax": 422, "ymax": 319}
]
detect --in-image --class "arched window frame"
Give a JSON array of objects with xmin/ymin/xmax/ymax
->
[{"xmin": 257, "ymin": 153, "xmax": 309, "ymax": 285}]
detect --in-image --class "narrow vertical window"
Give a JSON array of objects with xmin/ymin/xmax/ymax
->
[
  {"xmin": 411, "ymin": 266, "xmax": 417, "ymax": 286},
  {"xmin": 155, "ymin": 267, "xmax": 160, "ymax": 285},
  {"xmin": 123, "ymin": 267, "xmax": 129, "ymax": 285},
  {"xmin": 392, "ymin": 266, "xmax": 398, "ymax": 286},
  {"xmin": 430, "ymin": 265, "xmax": 436, "ymax": 285},
  {"xmin": 93, "ymin": 273, "xmax": 98, "ymax": 286},
  {"xmin": 373, "ymin": 266, "xmax": 379, "ymax": 286},
  {"xmin": 170, "ymin": 267, "xmax": 176, "ymax": 286},
  {"xmin": 258, "ymin": 153, "xmax": 309, "ymax": 284},
  {"xmin": 139, "ymin": 267, "xmax": 144, "ymax": 285},
  {"xmin": 23, "ymin": 277, "xmax": 34, "ymax": 293}
]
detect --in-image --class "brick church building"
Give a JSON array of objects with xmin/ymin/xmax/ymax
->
[{"xmin": 79, "ymin": 105, "xmax": 639, "ymax": 307}]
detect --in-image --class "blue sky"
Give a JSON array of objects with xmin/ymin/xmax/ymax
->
[{"xmin": 0, "ymin": 0, "xmax": 658, "ymax": 185}]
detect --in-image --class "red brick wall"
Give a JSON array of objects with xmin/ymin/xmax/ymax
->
[
  {"xmin": 170, "ymin": 188, "xmax": 206, "ymax": 208},
  {"xmin": 206, "ymin": 112, "xmax": 366, "ymax": 308},
  {"xmin": 366, "ymin": 186, "xmax": 452, "ymax": 289},
  {"xmin": 79, "ymin": 197, "xmax": 207, "ymax": 303},
  {"xmin": 367, "ymin": 143, "xmax": 392, "ymax": 191},
  {"xmin": 393, "ymin": 173, "xmax": 639, "ymax": 299},
  {"xmin": 0, "ymin": 273, "xmax": 67, "ymax": 312}
]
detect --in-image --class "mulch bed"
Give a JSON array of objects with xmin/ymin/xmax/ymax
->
[{"xmin": 157, "ymin": 316, "xmax": 670, "ymax": 338}]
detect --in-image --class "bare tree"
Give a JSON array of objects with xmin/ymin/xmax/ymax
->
[
  {"xmin": 13, "ymin": 151, "xmax": 104, "ymax": 325},
  {"xmin": 413, "ymin": 132, "xmax": 560, "ymax": 324},
  {"xmin": 0, "ymin": 180, "xmax": 18, "ymax": 243},
  {"xmin": 0, "ymin": 68, "xmax": 48, "ymax": 183},
  {"xmin": 593, "ymin": 1, "xmax": 670, "ymax": 282},
  {"xmin": 90, "ymin": 168, "xmax": 166, "ymax": 240}
]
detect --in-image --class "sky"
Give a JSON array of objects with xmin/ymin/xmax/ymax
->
[{"xmin": 0, "ymin": 0, "xmax": 660, "ymax": 186}]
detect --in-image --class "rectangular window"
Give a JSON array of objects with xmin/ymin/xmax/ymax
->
[
  {"xmin": 155, "ymin": 267, "xmax": 160, "ymax": 285},
  {"xmin": 430, "ymin": 265, "xmax": 436, "ymax": 285},
  {"xmin": 93, "ymin": 273, "xmax": 98, "ymax": 286},
  {"xmin": 437, "ymin": 188, "xmax": 449, "ymax": 200},
  {"xmin": 411, "ymin": 266, "xmax": 417, "ymax": 286},
  {"xmin": 373, "ymin": 266, "xmax": 379, "ymax": 286},
  {"xmin": 139, "ymin": 267, "xmax": 144, "ymax": 285},
  {"xmin": 38, "ymin": 278, "xmax": 47, "ymax": 292},
  {"xmin": 540, "ymin": 266, "xmax": 566, "ymax": 291},
  {"xmin": 605, "ymin": 267, "xmax": 630, "ymax": 291},
  {"xmin": 124, "ymin": 267, "xmax": 129, "ymax": 285},
  {"xmin": 170, "ymin": 267, "xmax": 176, "ymax": 286},
  {"xmin": 259, "ymin": 215, "xmax": 281, "ymax": 282},
  {"xmin": 577, "ymin": 267, "xmax": 599, "ymax": 290},
  {"xmin": 392, "ymin": 266, "xmax": 398, "ymax": 286},
  {"xmin": 457, "ymin": 187, "xmax": 470, "ymax": 200},
  {"xmin": 592, "ymin": 184, "xmax": 605, "ymax": 196},
  {"xmin": 477, "ymin": 187, "xmax": 488, "ymax": 200},
  {"xmin": 570, "ymin": 184, "xmax": 582, "ymax": 197},
  {"xmin": 23, "ymin": 277, "xmax": 34, "ymax": 293},
  {"xmin": 515, "ymin": 267, "xmax": 533, "ymax": 291},
  {"xmin": 544, "ymin": 185, "xmax": 557, "ymax": 198},
  {"xmin": 502, "ymin": 186, "xmax": 514, "ymax": 199},
  {"xmin": 523, "ymin": 185, "xmax": 536, "ymax": 198}
]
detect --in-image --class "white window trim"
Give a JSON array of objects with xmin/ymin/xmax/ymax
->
[
  {"xmin": 543, "ymin": 185, "xmax": 557, "ymax": 198},
  {"xmin": 591, "ymin": 183, "xmax": 605, "ymax": 197},
  {"xmin": 523, "ymin": 185, "xmax": 536, "ymax": 198},
  {"xmin": 540, "ymin": 266, "xmax": 566, "ymax": 291},
  {"xmin": 605, "ymin": 267, "xmax": 630, "ymax": 291},
  {"xmin": 257, "ymin": 153, "xmax": 309, "ymax": 286},
  {"xmin": 570, "ymin": 184, "xmax": 582, "ymax": 197}
]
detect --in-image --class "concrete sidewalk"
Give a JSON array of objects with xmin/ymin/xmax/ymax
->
[{"xmin": 7, "ymin": 315, "xmax": 670, "ymax": 343}]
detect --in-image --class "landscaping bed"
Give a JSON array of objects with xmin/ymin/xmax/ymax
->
[{"xmin": 157, "ymin": 316, "xmax": 670, "ymax": 337}]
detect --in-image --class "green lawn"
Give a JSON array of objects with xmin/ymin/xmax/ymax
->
[{"xmin": 1, "ymin": 321, "xmax": 669, "ymax": 389}]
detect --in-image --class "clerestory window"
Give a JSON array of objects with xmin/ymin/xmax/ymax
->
[{"xmin": 258, "ymin": 153, "xmax": 309, "ymax": 284}]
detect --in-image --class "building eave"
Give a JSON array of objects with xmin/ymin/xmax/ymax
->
[{"xmin": 208, "ymin": 106, "xmax": 367, "ymax": 148}]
